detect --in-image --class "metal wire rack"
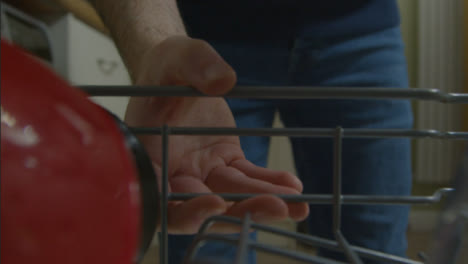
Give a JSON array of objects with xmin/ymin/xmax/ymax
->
[{"xmin": 82, "ymin": 85, "xmax": 468, "ymax": 264}]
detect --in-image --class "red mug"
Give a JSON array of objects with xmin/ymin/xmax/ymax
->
[{"xmin": 1, "ymin": 40, "xmax": 158, "ymax": 264}]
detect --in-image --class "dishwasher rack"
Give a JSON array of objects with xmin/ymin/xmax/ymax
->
[{"xmin": 82, "ymin": 85, "xmax": 468, "ymax": 264}]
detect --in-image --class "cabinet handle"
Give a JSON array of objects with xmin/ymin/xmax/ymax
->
[{"xmin": 97, "ymin": 58, "xmax": 118, "ymax": 75}]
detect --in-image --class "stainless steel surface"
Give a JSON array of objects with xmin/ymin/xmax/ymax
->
[
  {"xmin": 331, "ymin": 128, "xmax": 362, "ymax": 264},
  {"xmin": 332, "ymin": 127, "xmax": 344, "ymax": 232},
  {"xmin": 130, "ymin": 127, "xmax": 468, "ymax": 140},
  {"xmin": 80, "ymin": 85, "xmax": 468, "ymax": 103},
  {"xmin": 160, "ymin": 125, "xmax": 169, "ymax": 264},
  {"xmin": 168, "ymin": 188, "xmax": 453, "ymax": 205},
  {"xmin": 234, "ymin": 213, "xmax": 251, "ymax": 264},
  {"xmin": 335, "ymin": 231, "xmax": 363, "ymax": 264}
]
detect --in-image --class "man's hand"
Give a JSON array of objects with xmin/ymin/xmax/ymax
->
[{"xmin": 125, "ymin": 36, "xmax": 309, "ymax": 234}]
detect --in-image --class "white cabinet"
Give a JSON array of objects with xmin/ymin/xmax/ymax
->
[{"xmin": 48, "ymin": 14, "xmax": 130, "ymax": 119}]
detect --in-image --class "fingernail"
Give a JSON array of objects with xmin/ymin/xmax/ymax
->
[
  {"xmin": 293, "ymin": 176, "xmax": 303, "ymax": 188},
  {"xmin": 204, "ymin": 62, "xmax": 228, "ymax": 82},
  {"xmin": 198, "ymin": 208, "xmax": 225, "ymax": 219}
]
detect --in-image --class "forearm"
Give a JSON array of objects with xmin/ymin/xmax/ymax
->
[{"xmin": 91, "ymin": 0, "xmax": 186, "ymax": 80}]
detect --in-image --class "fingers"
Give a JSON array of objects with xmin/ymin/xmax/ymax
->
[
  {"xmin": 206, "ymin": 166, "xmax": 301, "ymax": 195},
  {"xmin": 159, "ymin": 36, "xmax": 237, "ymax": 95},
  {"xmin": 230, "ymin": 159, "xmax": 303, "ymax": 192},
  {"xmin": 166, "ymin": 194, "xmax": 308, "ymax": 234},
  {"xmin": 167, "ymin": 175, "xmax": 308, "ymax": 234},
  {"xmin": 171, "ymin": 175, "xmax": 295, "ymax": 222},
  {"xmin": 206, "ymin": 195, "xmax": 308, "ymax": 233},
  {"xmin": 225, "ymin": 195, "xmax": 288, "ymax": 222},
  {"xmin": 167, "ymin": 176, "xmax": 227, "ymax": 234},
  {"xmin": 207, "ymin": 195, "xmax": 288, "ymax": 233},
  {"xmin": 170, "ymin": 175, "xmax": 210, "ymax": 193},
  {"xmin": 285, "ymin": 201, "xmax": 309, "ymax": 221},
  {"xmin": 227, "ymin": 197, "xmax": 308, "ymax": 223},
  {"xmin": 228, "ymin": 160, "xmax": 308, "ymax": 220},
  {"xmin": 206, "ymin": 166, "xmax": 309, "ymax": 221},
  {"xmin": 167, "ymin": 194, "xmax": 227, "ymax": 234}
]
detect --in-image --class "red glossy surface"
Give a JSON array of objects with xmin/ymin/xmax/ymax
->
[{"xmin": 1, "ymin": 40, "xmax": 141, "ymax": 264}]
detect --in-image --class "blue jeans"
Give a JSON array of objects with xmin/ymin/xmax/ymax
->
[{"xmin": 168, "ymin": 26, "xmax": 413, "ymax": 264}]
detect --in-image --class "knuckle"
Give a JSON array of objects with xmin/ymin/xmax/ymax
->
[{"xmin": 186, "ymin": 38, "xmax": 214, "ymax": 55}]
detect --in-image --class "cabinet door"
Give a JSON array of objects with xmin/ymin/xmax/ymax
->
[{"xmin": 52, "ymin": 14, "xmax": 131, "ymax": 119}]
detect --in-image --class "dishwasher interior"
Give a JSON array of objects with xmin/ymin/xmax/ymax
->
[{"xmin": 82, "ymin": 85, "xmax": 468, "ymax": 264}]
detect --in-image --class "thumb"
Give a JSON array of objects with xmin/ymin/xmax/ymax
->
[{"xmin": 162, "ymin": 36, "xmax": 237, "ymax": 95}]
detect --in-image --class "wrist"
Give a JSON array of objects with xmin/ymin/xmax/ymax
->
[
  {"xmin": 132, "ymin": 35, "xmax": 189, "ymax": 85},
  {"xmin": 92, "ymin": 0, "xmax": 187, "ymax": 82}
]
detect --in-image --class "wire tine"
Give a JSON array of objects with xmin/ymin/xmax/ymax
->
[
  {"xmin": 234, "ymin": 214, "xmax": 252, "ymax": 264},
  {"xmin": 250, "ymin": 241, "xmax": 347, "ymax": 264},
  {"xmin": 333, "ymin": 127, "xmax": 344, "ymax": 233},
  {"xmin": 183, "ymin": 236, "xmax": 206, "ymax": 264},
  {"xmin": 130, "ymin": 127, "xmax": 468, "ymax": 140},
  {"xmin": 189, "ymin": 216, "xmax": 422, "ymax": 264},
  {"xmin": 335, "ymin": 231, "xmax": 364, "ymax": 264},
  {"xmin": 80, "ymin": 85, "xmax": 468, "ymax": 104},
  {"xmin": 168, "ymin": 187, "xmax": 454, "ymax": 205},
  {"xmin": 332, "ymin": 127, "xmax": 364, "ymax": 264},
  {"xmin": 249, "ymin": 221, "xmax": 422, "ymax": 264},
  {"xmin": 192, "ymin": 233, "xmax": 347, "ymax": 264},
  {"xmin": 183, "ymin": 215, "xmax": 244, "ymax": 264},
  {"xmin": 180, "ymin": 218, "xmax": 214, "ymax": 262},
  {"xmin": 160, "ymin": 125, "xmax": 170, "ymax": 264}
]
